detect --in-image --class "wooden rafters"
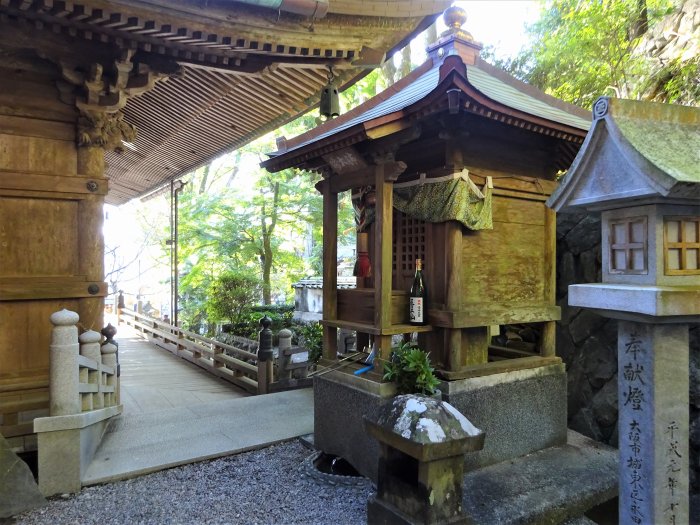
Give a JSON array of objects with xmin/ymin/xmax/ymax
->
[
  {"xmin": 0, "ymin": 0, "xmax": 440, "ymax": 73},
  {"xmin": 0, "ymin": 0, "xmax": 450, "ymax": 204}
]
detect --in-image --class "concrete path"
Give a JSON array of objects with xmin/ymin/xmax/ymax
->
[{"xmin": 83, "ymin": 324, "xmax": 314, "ymax": 485}]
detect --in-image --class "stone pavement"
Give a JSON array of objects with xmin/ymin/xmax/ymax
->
[{"xmin": 82, "ymin": 324, "xmax": 314, "ymax": 485}]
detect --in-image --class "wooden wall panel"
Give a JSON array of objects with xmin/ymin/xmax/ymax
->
[
  {"xmin": 0, "ymin": 197, "xmax": 79, "ymax": 277},
  {"xmin": 0, "ymin": 133, "xmax": 76, "ymax": 174},
  {"xmin": 461, "ymin": 196, "xmax": 546, "ymax": 306},
  {"xmin": 0, "ymin": 68, "xmax": 106, "ymax": 449},
  {"xmin": 0, "ymin": 299, "xmax": 80, "ymax": 376},
  {"xmin": 0, "ymin": 67, "xmax": 76, "ymax": 123}
]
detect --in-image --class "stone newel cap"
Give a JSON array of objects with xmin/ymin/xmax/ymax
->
[
  {"xmin": 365, "ymin": 395, "xmax": 484, "ymax": 461},
  {"xmin": 79, "ymin": 330, "xmax": 101, "ymax": 344},
  {"xmin": 49, "ymin": 309, "xmax": 79, "ymax": 326}
]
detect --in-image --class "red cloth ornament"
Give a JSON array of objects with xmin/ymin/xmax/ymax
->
[{"xmin": 355, "ymin": 251, "xmax": 372, "ymax": 277}]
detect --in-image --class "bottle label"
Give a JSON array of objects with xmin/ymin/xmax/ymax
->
[{"xmin": 410, "ymin": 297, "xmax": 423, "ymax": 323}]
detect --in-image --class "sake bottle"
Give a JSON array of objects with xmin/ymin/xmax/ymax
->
[{"xmin": 409, "ymin": 258, "xmax": 426, "ymax": 325}]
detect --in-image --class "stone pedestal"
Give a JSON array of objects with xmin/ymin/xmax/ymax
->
[
  {"xmin": 569, "ymin": 283, "xmax": 697, "ymax": 525},
  {"xmin": 617, "ymin": 321, "xmax": 689, "ymax": 525},
  {"xmin": 35, "ymin": 405, "xmax": 122, "ymax": 496},
  {"xmin": 442, "ymin": 362, "xmax": 567, "ymax": 470},
  {"xmin": 314, "ymin": 371, "xmax": 396, "ymax": 483}
]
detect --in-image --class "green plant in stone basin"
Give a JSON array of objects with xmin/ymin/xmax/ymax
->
[{"xmin": 383, "ymin": 341, "xmax": 440, "ymax": 396}]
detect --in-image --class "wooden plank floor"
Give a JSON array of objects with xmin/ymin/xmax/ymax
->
[{"xmin": 115, "ymin": 322, "xmax": 250, "ymax": 414}]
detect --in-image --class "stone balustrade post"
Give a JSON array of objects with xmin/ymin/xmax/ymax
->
[
  {"xmin": 100, "ymin": 323, "xmax": 119, "ymax": 406},
  {"xmin": 278, "ymin": 328, "xmax": 293, "ymax": 380},
  {"xmin": 257, "ymin": 316, "xmax": 274, "ymax": 395},
  {"xmin": 79, "ymin": 330, "xmax": 103, "ymax": 410},
  {"xmin": 49, "ymin": 309, "xmax": 80, "ymax": 416},
  {"xmin": 101, "ymin": 342, "xmax": 118, "ymax": 407}
]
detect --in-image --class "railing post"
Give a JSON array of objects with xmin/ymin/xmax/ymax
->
[
  {"xmin": 117, "ymin": 291, "xmax": 125, "ymax": 326},
  {"xmin": 79, "ymin": 330, "xmax": 102, "ymax": 410},
  {"xmin": 101, "ymin": 324, "xmax": 119, "ymax": 406},
  {"xmin": 278, "ymin": 328, "xmax": 293, "ymax": 380},
  {"xmin": 49, "ymin": 309, "xmax": 80, "ymax": 416},
  {"xmin": 257, "ymin": 316, "xmax": 274, "ymax": 395}
]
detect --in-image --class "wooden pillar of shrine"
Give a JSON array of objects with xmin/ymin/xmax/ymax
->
[
  {"xmin": 373, "ymin": 162, "xmax": 394, "ymax": 362},
  {"xmin": 321, "ymin": 182, "xmax": 338, "ymax": 360}
]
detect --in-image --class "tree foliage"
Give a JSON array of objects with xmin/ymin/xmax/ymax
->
[
  {"xmin": 508, "ymin": 0, "xmax": 677, "ymax": 108},
  {"xmin": 206, "ymin": 272, "xmax": 261, "ymax": 325}
]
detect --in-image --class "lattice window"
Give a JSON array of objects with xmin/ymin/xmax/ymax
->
[
  {"xmin": 609, "ymin": 217, "xmax": 647, "ymax": 274},
  {"xmin": 393, "ymin": 209, "xmax": 426, "ymax": 278},
  {"xmin": 664, "ymin": 216, "xmax": 700, "ymax": 275}
]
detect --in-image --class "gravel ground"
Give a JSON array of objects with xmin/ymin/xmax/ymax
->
[{"xmin": 11, "ymin": 441, "xmax": 373, "ymax": 525}]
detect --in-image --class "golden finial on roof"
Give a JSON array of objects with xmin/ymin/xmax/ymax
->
[{"xmin": 442, "ymin": 5, "xmax": 474, "ymax": 42}]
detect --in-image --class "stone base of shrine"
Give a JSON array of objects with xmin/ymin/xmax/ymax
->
[
  {"xmin": 313, "ymin": 362, "xmax": 567, "ymax": 483},
  {"xmin": 442, "ymin": 362, "xmax": 567, "ymax": 470},
  {"xmin": 314, "ymin": 370, "xmax": 396, "ymax": 483}
]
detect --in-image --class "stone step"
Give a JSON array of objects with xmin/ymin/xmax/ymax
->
[
  {"xmin": 462, "ymin": 431, "xmax": 617, "ymax": 525},
  {"xmin": 562, "ymin": 517, "xmax": 598, "ymax": 525}
]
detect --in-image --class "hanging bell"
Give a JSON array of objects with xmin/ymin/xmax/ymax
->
[{"xmin": 319, "ymin": 76, "xmax": 340, "ymax": 120}]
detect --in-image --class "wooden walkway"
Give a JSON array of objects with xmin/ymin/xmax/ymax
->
[
  {"xmin": 116, "ymin": 322, "xmax": 250, "ymax": 414},
  {"xmin": 82, "ymin": 321, "xmax": 313, "ymax": 485}
]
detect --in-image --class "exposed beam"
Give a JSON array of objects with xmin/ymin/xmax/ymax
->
[{"xmin": 315, "ymin": 160, "xmax": 407, "ymax": 193}]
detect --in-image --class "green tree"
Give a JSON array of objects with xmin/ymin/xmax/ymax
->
[
  {"xmin": 510, "ymin": 0, "xmax": 675, "ymax": 108},
  {"xmin": 206, "ymin": 272, "xmax": 261, "ymax": 325}
]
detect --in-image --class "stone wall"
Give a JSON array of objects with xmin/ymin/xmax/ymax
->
[{"xmin": 556, "ymin": 213, "xmax": 700, "ymax": 493}]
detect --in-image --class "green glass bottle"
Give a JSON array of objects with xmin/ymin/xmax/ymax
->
[{"xmin": 409, "ymin": 258, "xmax": 426, "ymax": 325}]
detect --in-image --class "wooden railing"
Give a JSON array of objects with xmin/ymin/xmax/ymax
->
[
  {"xmin": 119, "ymin": 309, "xmax": 314, "ymax": 395},
  {"xmin": 119, "ymin": 309, "xmax": 261, "ymax": 394}
]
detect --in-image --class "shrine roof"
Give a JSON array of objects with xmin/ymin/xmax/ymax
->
[
  {"xmin": 1, "ymin": 0, "xmax": 450, "ymax": 205},
  {"xmin": 548, "ymin": 98, "xmax": 700, "ymax": 212},
  {"xmin": 262, "ymin": 51, "xmax": 590, "ymax": 172}
]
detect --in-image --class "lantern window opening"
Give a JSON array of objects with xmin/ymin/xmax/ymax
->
[
  {"xmin": 664, "ymin": 216, "xmax": 700, "ymax": 275},
  {"xmin": 609, "ymin": 216, "xmax": 648, "ymax": 275}
]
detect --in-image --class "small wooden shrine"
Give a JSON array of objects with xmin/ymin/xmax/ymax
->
[
  {"xmin": 264, "ymin": 8, "xmax": 590, "ymax": 379},
  {"xmin": 263, "ymin": 7, "xmax": 594, "ymax": 481}
]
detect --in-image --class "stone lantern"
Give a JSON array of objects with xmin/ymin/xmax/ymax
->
[
  {"xmin": 548, "ymin": 97, "xmax": 700, "ymax": 525},
  {"xmin": 365, "ymin": 394, "xmax": 484, "ymax": 524}
]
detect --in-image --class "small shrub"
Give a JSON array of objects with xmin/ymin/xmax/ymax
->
[
  {"xmin": 206, "ymin": 272, "xmax": 261, "ymax": 327},
  {"xmin": 383, "ymin": 341, "xmax": 440, "ymax": 395},
  {"xmin": 294, "ymin": 321, "xmax": 323, "ymax": 364},
  {"xmin": 229, "ymin": 305, "xmax": 294, "ymax": 340}
]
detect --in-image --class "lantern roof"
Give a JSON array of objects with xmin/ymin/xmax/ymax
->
[{"xmin": 547, "ymin": 97, "xmax": 700, "ymax": 213}]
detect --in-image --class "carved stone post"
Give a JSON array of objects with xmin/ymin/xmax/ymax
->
[
  {"xmin": 278, "ymin": 328, "xmax": 293, "ymax": 380},
  {"xmin": 257, "ymin": 316, "xmax": 274, "ymax": 394},
  {"xmin": 49, "ymin": 309, "xmax": 80, "ymax": 416},
  {"xmin": 79, "ymin": 330, "xmax": 103, "ymax": 410},
  {"xmin": 101, "ymin": 324, "xmax": 119, "ymax": 406}
]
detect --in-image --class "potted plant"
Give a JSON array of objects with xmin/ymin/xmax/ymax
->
[{"xmin": 383, "ymin": 341, "xmax": 440, "ymax": 396}]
